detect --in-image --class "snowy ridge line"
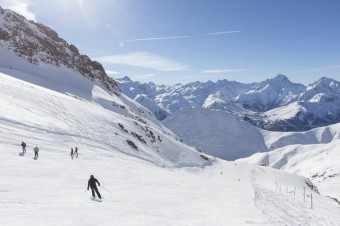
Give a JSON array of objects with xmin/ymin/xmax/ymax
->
[
  {"xmin": 0, "ymin": 6, "xmax": 119, "ymax": 93},
  {"xmin": 117, "ymin": 75, "xmax": 340, "ymax": 132}
]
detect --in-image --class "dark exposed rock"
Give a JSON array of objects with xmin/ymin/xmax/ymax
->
[{"xmin": 0, "ymin": 6, "xmax": 119, "ymax": 95}]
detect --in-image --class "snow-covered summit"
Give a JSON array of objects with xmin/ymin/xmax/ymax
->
[
  {"xmin": 0, "ymin": 6, "xmax": 118, "ymax": 93},
  {"xmin": 299, "ymin": 77, "xmax": 340, "ymax": 101},
  {"xmin": 116, "ymin": 76, "xmax": 133, "ymax": 82},
  {"xmin": 117, "ymin": 75, "xmax": 340, "ymax": 131},
  {"xmin": 236, "ymin": 74, "xmax": 306, "ymax": 112}
]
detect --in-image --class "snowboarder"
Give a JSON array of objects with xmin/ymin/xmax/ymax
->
[
  {"xmin": 74, "ymin": 147, "xmax": 78, "ymax": 158},
  {"xmin": 70, "ymin": 148, "xmax": 74, "ymax": 159},
  {"xmin": 21, "ymin": 141, "xmax": 26, "ymax": 153},
  {"xmin": 87, "ymin": 175, "xmax": 101, "ymax": 199},
  {"xmin": 33, "ymin": 146, "xmax": 39, "ymax": 158}
]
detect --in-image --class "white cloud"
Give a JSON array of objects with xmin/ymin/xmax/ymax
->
[
  {"xmin": 120, "ymin": 35, "xmax": 190, "ymax": 44},
  {"xmin": 207, "ymin": 31, "xmax": 241, "ymax": 35},
  {"xmin": 201, "ymin": 69, "xmax": 245, "ymax": 74},
  {"xmin": 2, "ymin": 0, "xmax": 36, "ymax": 21},
  {"xmin": 117, "ymin": 36, "xmax": 190, "ymax": 47},
  {"xmin": 96, "ymin": 52, "xmax": 189, "ymax": 72},
  {"xmin": 105, "ymin": 70, "xmax": 120, "ymax": 75}
]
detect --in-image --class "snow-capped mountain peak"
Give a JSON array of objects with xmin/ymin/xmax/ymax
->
[
  {"xmin": 307, "ymin": 77, "xmax": 340, "ymax": 93},
  {"xmin": 0, "ymin": 6, "xmax": 118, "ymax": 94},
  {"xmin": 116, "ymin": 74, "xmax": 340, "ymax": 131},
  {"xmin": 273, "ymin": 74, "xmax": 289, "ymax": 82},
  {"xmin": 237, "ymin": 74, "xmax": 306, "ymax": 112},
  {"xmin": 116, "ymin": 76, "xmax": 133, "ymax": 83}
]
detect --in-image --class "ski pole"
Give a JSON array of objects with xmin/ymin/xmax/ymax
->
[{"xmin": 100, "ymin": 186, "xmax": 113, "ymax": 194}]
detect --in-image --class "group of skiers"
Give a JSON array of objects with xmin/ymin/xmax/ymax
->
[
  {"xmin": 21, "ymin": 141, "xmax": 39, "ymax": 158},
  {"xmin": 70, "ymin": 147, "xmax": 79, "ymax": 159},
  {"xmin": 20, "ymin": 141, "xmax": 103, "ymax": 200},
  {"xmin": 20, "ymin": 141, "xmax": 79, "ymax": 159}
]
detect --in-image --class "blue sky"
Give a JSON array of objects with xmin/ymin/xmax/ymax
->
[{"xmin": 2, "ymin": 0, "xmax": 340, "ymax": 85}]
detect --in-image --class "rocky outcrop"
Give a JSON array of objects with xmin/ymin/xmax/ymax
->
[{"xmin": 0, "ymin": 6, "xmax": 119, "ymax": 94}]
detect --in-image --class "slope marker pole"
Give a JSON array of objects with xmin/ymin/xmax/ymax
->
[
  {"xmin": 303, "ymin": 187, "xmax": 306, "ymax": 202},
  {"xmin": 311, "ymin": 193, "xmax": 313, "ymax": 209}
]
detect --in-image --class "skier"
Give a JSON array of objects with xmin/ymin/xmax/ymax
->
[
  {"xmin": 87, "ymin": 175, "xmax": 101, "ymax": 199},
  {"xmin": 33, "ymin": 146, "xmax": 39, "ymax": 158},
  {"xmin": 21, "ymin": 141, "xmax": 26, "ymax": 153},
  {"xmin": 74, "ymin": 147, "xmax": 78, "ymax": 158},
  {"xmin": 70, "ymin": 148, "xmax": 74, "ymax": 159}
]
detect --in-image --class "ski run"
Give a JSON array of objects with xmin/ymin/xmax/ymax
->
[{"xmin": 0, "ymin": 66, "xmax": 339, "ymax": 225}]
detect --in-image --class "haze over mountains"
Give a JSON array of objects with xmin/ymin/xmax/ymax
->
[
  {"xmin": 117, "ymin": 74, "xmax": 340, "ymax": 132},
  {"xmin": 1, "ymin": 6, "xmax": 340, "ymax": 225}
]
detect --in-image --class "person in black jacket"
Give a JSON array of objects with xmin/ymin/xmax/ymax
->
[
  {"xmin": 70, "ymin": 148, "xmax": 74, "ymax": 159},
  {"xmin": 33, "ymin": 146, "xmax": 39, "ymax": 158},
  {"xmin": 74, "ymin": 147, "xmax": 78, "ymax": 158},
  {"xmin": 87, "ymin": 175, "xmax": 101, "ymax": 199},
  {"xmin": 21, "ymin": 141, "xmax": 26, "ymax": 153}
]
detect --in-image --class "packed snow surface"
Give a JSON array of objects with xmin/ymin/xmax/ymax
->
[
  {"xmin": 239, "ymin": 140, "xmax": 340, "ymax": 202},
  {"xmin": 0, "ymin": 57, "xmax": 340, "ymax": 225}
]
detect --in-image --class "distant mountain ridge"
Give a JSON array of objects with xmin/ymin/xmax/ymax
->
[
  {"xmin": 0, "ymin": 6, "xmax": 210, "ymax": 168},
  {"xmin": 0, "ymin": 6, "xmax": 119, "ymax": 94},
  {"xmin": 162, "ymin": 106, "xmax": 340, "ymax": 160},
  {"xmin": 116, "ymin": 75, "xmax": 340, "ymax": 131}
]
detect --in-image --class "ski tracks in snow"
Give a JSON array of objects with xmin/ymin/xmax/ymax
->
[{"xmin": 250, "ymin": 167, "xmax": 336, "ymax": 225}]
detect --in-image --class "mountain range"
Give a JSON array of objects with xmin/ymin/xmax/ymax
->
[
  {"xmin": 1, "ymin": 6, "xmax": 340, "ymax": 224},
  {"xmin": 116, "ymin": 74, "xmax": 340, "ymax": 132}
]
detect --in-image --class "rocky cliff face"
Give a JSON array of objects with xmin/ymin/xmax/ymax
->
[{"xmin": 0, "ymin": 6, "xmax": 119, "ymax": 94}]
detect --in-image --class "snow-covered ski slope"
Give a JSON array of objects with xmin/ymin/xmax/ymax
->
[
  {"xmin": 0, "ymin": 57, "xmax": 339, "ymax": 225},
  {"xmin": 0, "ymin": 45, "xmax": 209, "ymax": 168},
  {"xmin": 239, "ymin": 139, "xmax": 340, "ymax": 202},
  {"xmin": 2, "ymin": 145, "xmax": 340, "ymax": 226}
]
